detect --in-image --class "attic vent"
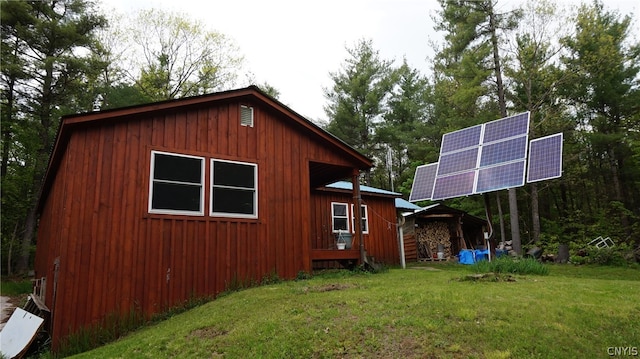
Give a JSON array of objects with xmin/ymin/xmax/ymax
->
[{"xmin": 240, "ymin": 105, "xmax": 254, "ymax": 127}]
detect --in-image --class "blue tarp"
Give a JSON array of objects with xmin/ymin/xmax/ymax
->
[{"xmin": 459, "ymin": 249, "xmax": 489, "ymax": 264}]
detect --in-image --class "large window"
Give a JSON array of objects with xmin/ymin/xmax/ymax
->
[
  {"xmin": 149, "ymin": 151, "xmax": 204, "ymax": 215},
  {"xmin": 211, "ymin": 159, "xmax": 257, "ymax": 218},
  {"xmin": 331, "ymin": 202, "xmax": 349, "ymax": 232}
]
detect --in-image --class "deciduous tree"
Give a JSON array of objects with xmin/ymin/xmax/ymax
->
[{"xmin": 117, "ymin": 9, "xmax": 245, "ymax": 101}]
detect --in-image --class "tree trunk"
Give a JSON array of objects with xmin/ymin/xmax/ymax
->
[
  {"xmin": 489, "ymin": 7, "xmax": 521, "ymax": 253},
  {"xmin": 16, "ymin": 55, "xmax": 55, "ymax": 275},
  {"xmin": 531, "ymin": 183, "xmax": 540, "ymax": 243},
  {"xmin": 16, "ymin": 204, "xmax": 37, "ymax": 274},
  {"xmin": 556, "ymin": 243, "xmax": 569, "ymax": 264},
  {"xmin": 508, "ymin": 188, "xmax": 522, "ymax": 254},
  {"xmin": 496, "ymin": 192, "xmax": 506, "ymax": 242}
]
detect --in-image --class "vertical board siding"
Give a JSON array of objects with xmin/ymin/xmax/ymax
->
[
  {"xmin": 310, "ymin": 191, "xmax": 400, "ymax": 265},
  {"xmin": 36, "ymin": 98, "xmax": 366, "ymax": 349}
]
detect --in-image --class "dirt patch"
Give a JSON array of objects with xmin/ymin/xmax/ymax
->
[
  {"xmin": 457, "ymin": 273, "xmax": 517, "ymax": 282},
  {"xmin": 311, "ymin": 283, "xmax": 355, "ymax": 292},
  {"xmin": 0, "ymin": 295, "xmax": 21, "ymax": 331},
  {"xmin": 189, "ymin": 327, "xmax": 228, "ymax": 339},
  {"xmin": 410, "ymin": 266, "xmax": 442, "ymax": 271}
]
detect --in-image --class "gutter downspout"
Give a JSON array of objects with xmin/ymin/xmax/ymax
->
[{"xmin": 398, "ymin": 214, "xmax": 406, "ymax": 269}]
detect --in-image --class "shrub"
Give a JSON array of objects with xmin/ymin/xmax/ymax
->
[{"xmin": 581, "ymin": 244, "xmax": 635, "ymax": 266}]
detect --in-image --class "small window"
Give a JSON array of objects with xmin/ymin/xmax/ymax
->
[
  {"xmin": 149, "ymin": 151, "xmax": 204, "ymax": 215},
  {"xmin": 240, "ymin": 105, "xmax": 254, "ymax": 127},
  {"xmin": 331, "ymin": 202, "xmax": 349, "ymax": 233},
  {"xmin": 211, "ymin": 159, "xmax": 257, "ymax": 218},
  {"xmin": 351, "ymin": 204, "xmax": 369, "ymax": 234}
]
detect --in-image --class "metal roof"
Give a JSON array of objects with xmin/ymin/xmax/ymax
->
[
  {"xmin": 395, "ymin": 198, "xmax": 422, "ymax": 211},
  {"xmin": 325, "ymin": 181, "xmax": 400, "ymax": 196}
]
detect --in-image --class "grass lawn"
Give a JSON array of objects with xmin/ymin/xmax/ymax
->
[{"xmin": 68, "ymin": 263, "xmax": 639, "ymax": 358}]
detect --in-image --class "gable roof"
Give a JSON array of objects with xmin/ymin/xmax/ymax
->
[{"xmin": 37, "ymin": 86, "xmax": 373, "ymax": 213}]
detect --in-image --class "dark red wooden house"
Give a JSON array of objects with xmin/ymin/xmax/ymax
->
[{"xmin": 33, "ymin": 86, "xmax": 403, "ymax": 350}]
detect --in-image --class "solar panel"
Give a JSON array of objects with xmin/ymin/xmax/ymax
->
[
  {"xmin": 527, "ymin": 133, "xmax": 563, "ymax": 183},
  {"xmin": 431, "ymin": 170, "xmax": 476, "ymax": 200},
  {"xmin": 476, "ymin": 160, "xmax": 526, "ymax": 193},
  {"xmin": 437, "ymin": 147, "xmax": 479, "ymax": 176},
  {"xmin": 482, "ymin": 112, "xmax": 529, "ymax": 143},
  {"xmin": 479, "ymin": 136, "xmax": 528, "ymax": 167},
  {"xmin": 440, "ymin": 125, "xmax": 482, "ymax": 153},
  {"xmin": 409, "ymin": 163, "xmax": 438, "ymax": 202}
]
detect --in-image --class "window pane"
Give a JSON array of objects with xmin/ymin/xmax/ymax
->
[
  {"xmin": 333, "ymin": 204, "xmax": 347, "ymax": 217},
  {"xmin": 152, "ymin": 182, "xmax": 201, "ymax": 211},
  {"xmin": 154, "ymin": 153, "xmax": 202, "ymax": 183},
  {"xmin": 212, "ymin": 187, "xmax": 255, "ymax": 215},
  {"xmin": 333, "ymin": 218, "xmax": 348, "ymax": 231},
  {"xmin": 213, "ymin": 161, "xmax": 255, "ymax": 188}
]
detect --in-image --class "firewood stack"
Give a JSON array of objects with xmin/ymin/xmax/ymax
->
[
  {"xmin": 416, "ymin": 221, "xmax": 452, "ymax": 260},
  {"xmin": 497, "ymin": 240, "xmax": 516, "ymax": 256}
]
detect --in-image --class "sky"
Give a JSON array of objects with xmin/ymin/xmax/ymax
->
[{"xmin": 103, "ymin": 0, "xmax": 639, "ymax": 123}]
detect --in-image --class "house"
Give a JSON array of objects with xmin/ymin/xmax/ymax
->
[
  {"xmin": 401, "ymin": 203, "xmax": 488, "ymax": 262},
  {"xmin": 33, "ymin": 86, "xmax": 387, "ymax": 350}
]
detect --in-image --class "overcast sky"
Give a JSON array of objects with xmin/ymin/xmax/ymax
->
[{"xmin": 103, "ymin": 0, "xmax": 639, "ymax": 123}]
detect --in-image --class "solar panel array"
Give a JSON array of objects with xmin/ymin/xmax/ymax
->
[
  {"xmin": 527, "ymin": 133, "xmax": 563, "ymax": 183},
  {"xmin": 408, "ymin": 112, "xmax": 565, "ymax": 202},
  {"xmin": 429, "ymin": 112, "xmax": 530, "ymax": 200}
]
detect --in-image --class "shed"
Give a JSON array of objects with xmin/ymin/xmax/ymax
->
[
  {"xmin": 33, "ymin": 86, "xmax": 376, "ymax": 350},
  {"xmin": 402, "ymin": 203, "xmax": 488, "ymax": 262}
]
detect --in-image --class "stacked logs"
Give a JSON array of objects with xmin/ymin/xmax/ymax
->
[
  {"xmin": 416, "ymin": 221, "xmax": 452, "ymax": 260},
  {"xmin": 497, "ymin": 240, "xmax": 516, "ymax": 256}
]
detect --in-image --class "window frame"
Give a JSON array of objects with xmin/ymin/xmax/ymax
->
[
  {"xmin": 148, "ymin": 150, "xmax": 205, "ymax": 216},
  {"xmin": 210, "ymin": 158, "xmax": 258, "ymax": 218},
  {"xmin": 331, "ymin": 202, "xmax": 350, "ymax": 233},
  {"xmin": 351, "ymin": 204, "xmax": 369, "ymax": 234}
]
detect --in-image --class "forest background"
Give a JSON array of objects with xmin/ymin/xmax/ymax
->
[{"xmin": 2, "ymin": 0, "xmax": 639, "ymax": 275}]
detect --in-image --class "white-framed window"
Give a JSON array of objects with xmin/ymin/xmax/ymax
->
[
  {"xmin": 331, "ymin": 202, "xmax": 349, "ymax": 233},
  {"xmin": 149, "ymin": 150, "xmax": 205, "ymax": 215},
  {"xmin": 210, "ymin": 159, "xmax": 258, "ymax": 218},
  {"xmin": 240, "ymin": 105, "xmax": 254, "ymax": 127},
  {"xmin": 351, "ymin": 204, "xmax": 369, "ymax": 234}
]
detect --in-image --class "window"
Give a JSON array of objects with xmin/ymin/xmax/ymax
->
[
  {"xmin": 149, "ymin": 151, "xmax": 204, "ymax": 215},
  {"xmin": 331, "ymin": 202, "xmax": 349, "ymax": 233},
  {"xmin": 240, "ymin": 105, "xmax": 254, "ymax": 127},
  {"xmin": 211, "ymin": 159, "xmax": 257, "ymax": 218},
  {"xmin": 351, "ymin": 204, "xmax": 369, "ymax": 234}
]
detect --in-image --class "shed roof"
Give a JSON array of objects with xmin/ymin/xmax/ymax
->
[
  {"xmin": 407, "ymin": 203, "xmax": 487, "ymax": 226},
  {"xmin": 324, "ymin": 181, "xmax": 400, "ymax": 197},
  {"xmin": 323, "ymin": 181, "xmax": 422, "ymax": 212},
  {"xmin": 37, "ymin": 86, "xmax": 373, "ymax": 213},
  {"xmin": 395, "ymin": 198, "xmax": 422, "ymax": 211}
]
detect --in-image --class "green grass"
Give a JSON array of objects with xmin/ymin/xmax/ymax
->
[
  {"xmin": 0, "ymin": 278, "xmax": 32, "ymax": 296},
  {"xmin": 65, "ymin": 264, "xmax": 640, "ymax": 358}
]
